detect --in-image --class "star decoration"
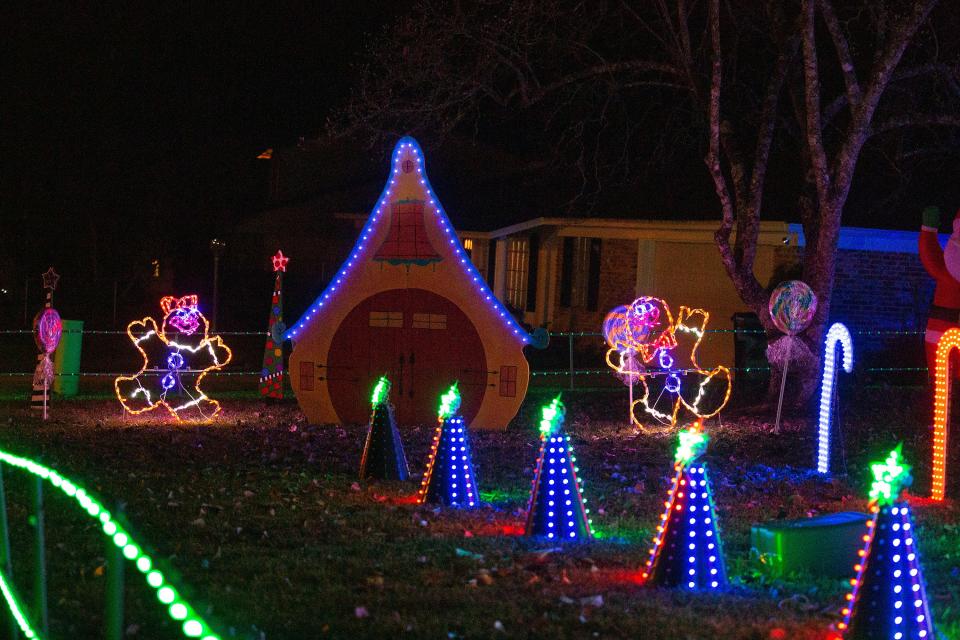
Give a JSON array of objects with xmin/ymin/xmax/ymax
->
[
  {"xmin": 675, "ymin": 427, "xmax": 708, "ymax": 465},
  {"xmin": 539, "ymin": 395, "xmax": 565, "ymax": 435},
  {"xmin": 869, "ymin": 444, "xmax": 911, "ymax": 505},
  {"xmin": 438, "ymin": 383, "xmax": 461, "ymax": 419},
  {"xmin": 271, "ymin": 250, "xmax": 289, "ymax": 273},
  {"xmin": 41, "ymin": 267, "xmax": 60, "ymax": 291}
]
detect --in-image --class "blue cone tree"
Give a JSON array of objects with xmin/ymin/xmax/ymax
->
[
  {"xmin": 643, "ymin": 426, "xmax": 727, "ymax": 590},
  {"xmin": 830, "ymin": 445, "xmax": 937, "ymax": 640},
  {"xmin": 417, "ymin": 384, "xmax": 479, "ymax": 507},
  {"xmin": 524, "ymin": 396, "xmax": 593, "ymax": 540},
  {"xmin": 359, "ymin": 376, "xmax": 409, "ymax": 481}
]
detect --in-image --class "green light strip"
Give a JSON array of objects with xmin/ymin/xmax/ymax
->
[
  {"xmin": 0, "ymin": 450, "xmax": 221, "ymax": 640},
  {"xmin": 0, "ymin": 567, "xmax": 40, "ymax": 639}
]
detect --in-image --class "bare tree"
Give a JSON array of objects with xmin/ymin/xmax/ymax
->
[{"xmin": 334, "ymin": 0, "xmax": 960, "ymax": 403}]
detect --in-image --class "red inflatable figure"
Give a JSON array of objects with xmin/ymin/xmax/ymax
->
[{"xmin": 919, "ymin": 206, "xmax": 960, "ymax": 374}]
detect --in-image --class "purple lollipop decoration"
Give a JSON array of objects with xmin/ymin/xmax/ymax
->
[{"xmin": 33, "ymin": 308, "xmax": 62, "ymax": 420}]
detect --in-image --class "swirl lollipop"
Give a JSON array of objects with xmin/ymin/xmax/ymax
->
[
  {"xmin": 768, "ymin": 280, "xmax": 817, "ymax": 336},
  {"xmin": 768, "ymin": 281, "xmax": 817, "ymax": 432},
  {"xmin": 33, "ymin": 308, "xmax": 62, "ymax": 420},
  {"xmin": 35, "ymin": 308, "xmax": 62, "ymax": 354}
]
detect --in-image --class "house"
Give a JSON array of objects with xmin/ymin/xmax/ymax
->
[
  {"xmin": 285, "ymin": 138, "xmax": 533, "ymax": 429},
  {"xmin": 457, "ymin": 218, "xmax": 798, "ymax": 368}
]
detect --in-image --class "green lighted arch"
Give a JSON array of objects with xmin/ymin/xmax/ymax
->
[{"xmin": 0, "ymin": 449, "xmax": 221, "ymax": 640}]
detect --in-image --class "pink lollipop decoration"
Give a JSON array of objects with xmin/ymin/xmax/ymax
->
[
  {"xmin": 33, "ymin": 308, "xmax": 62, "ymax": 420},
  {"xmin": 768, "ymin": 280, "xmax": 817, "ymax": 432},
  {"xmin": 36, "ymin": 308, "xmax": 62, "ymax": 354}
]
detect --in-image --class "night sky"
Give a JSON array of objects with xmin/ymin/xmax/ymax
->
[
  {"xmin": 4, "ymin": 4, "xmax": 396, "ymax": 251},
  {"xmin": 2, "ymin": 4, "xmax": 400, "ymax": 323},
  {"xmin": 3, "ymin": 3, "xmax": 959, "ymax": 327}
]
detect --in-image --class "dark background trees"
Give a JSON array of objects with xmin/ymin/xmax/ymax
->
[{"xmin": 333, "ymin": 0, "xmax": 960, "ymax": 399}]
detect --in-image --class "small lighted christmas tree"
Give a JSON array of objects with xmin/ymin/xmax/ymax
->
[
  {"xmin": 359, "ymin": 376, "xmax": 409, "ymax": 481},
  {"xmin": 417, "ymin": 383, "xmax": 479, "ymax": 508},
  {"xmin": 830, "ymin": 445, "xmax": 937, "ymax": 640},
  {"xmin": 524, "ymin": 396, "xmax": 593, "ymax": 540},
  {"xmin": 259, "ymin": 250, "xmax": 288, "ymax": 398},
  {"xmin": 642, "ymin": 426, "xmax": 727, "ymax": 589}
]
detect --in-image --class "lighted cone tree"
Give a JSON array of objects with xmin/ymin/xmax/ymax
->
[
  {"xmin": 359, "ymin": 376, "xmax": 409, "ymax": 481},
  {"xmin": 417, "ymin": 383, "xmax": 479, "ymax": 508},
  {"xmin": 642, "ymin": 426, "xmax": 727, "ymax": 589},
  {"xmin": 259, "ymin": 250, "xmax": 288, "ymax": 398},
  {"xmin": 830, "ymin": 446, "xmax": 936, "ymax": 640},
  {"xmin": 524, "ymin": 396, "xmax": 593, "ymax": 540}
]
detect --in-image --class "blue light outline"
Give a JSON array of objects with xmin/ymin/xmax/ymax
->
[{"xmin": 285, "ymin": 137, "xmax": 531, "ymax": 344}]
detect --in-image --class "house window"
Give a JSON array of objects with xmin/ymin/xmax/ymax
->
[
  {"xmin": 505, "ymin": 237, "xmax": 529, "ymax": 310},
  {"xmin": 463, "ymin": 238, "xmax": 474, "ymax": 257},
  {"xmin": 370, "ymin": 311, "xmax": 403, "ymax": 327},
  {"xmin": 561, "ymin": 237, "xmax": 602, "ymax": 310},
  {"xmin": 571, "ymin": 237, "xmax": 591, "ymax": 307},
  {"xmin": 586, "ymin": 238, "xmax": 602, "ymax": 311},
  {"xmin": 300, "ymin": 362, "xmax": 315, "ymax": 391},
  {"xmin": 412, "ymin": 313, "xmax": 447, "ymax": 329},
  {"xmin": 486, "ymin": 241, "xmax": 497, "ymax": 286},
  {"xmin": 499, "ymin": 365, "xmax": 517, "ymax": 397}
]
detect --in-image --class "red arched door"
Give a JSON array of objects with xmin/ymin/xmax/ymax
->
[{"xmin": 326, "ymin": 289, "xmax": 487, "ymax": 426}]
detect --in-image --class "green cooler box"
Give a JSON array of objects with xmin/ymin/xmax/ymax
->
[{"xmin": 751, "ymin": 511, "xmax": 869, "ymax": 578}]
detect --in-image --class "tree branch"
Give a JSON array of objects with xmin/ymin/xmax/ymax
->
[
  {"xmin": 817, "ymin": 0, "xmax": 861, "ymax": 109},
  {"xmin": 871, "ymin": 113, "xmax": 960, "ymax": 135},
  {"xmin": 801, "ymin": 0, "xmax": 832, "ymax": 206},
  {"xmin": 831, "ymin": 0, "xmax": 940, "ymax": 204}
]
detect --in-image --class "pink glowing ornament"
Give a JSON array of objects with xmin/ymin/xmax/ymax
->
[{"xmin": 33, "ymin": 308, "xmax": 62, "ymax": 420}]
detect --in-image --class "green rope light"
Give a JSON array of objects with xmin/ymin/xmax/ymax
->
[
  {"xmin": 370, "ymin": 376, "xmax": 390, "ymax": 406},
  {"xmin": 0, "ymin": 568, "xmax": 40, "ymax": 639},
  {"xmin": 0, "ymin": 450, "xmax": 221, "ymax": 640},
  {"xmin": 438, "ymin": 383, "xmax": 461, "ymax": 419}
]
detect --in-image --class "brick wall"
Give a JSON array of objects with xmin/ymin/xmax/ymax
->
[
  {"xmin": 831, "ymin": 249, "xmax": 933, "ymax": 332},
  {"xmin": 830, "ymin": 249, "xmax": 932, "ymax": 366}
]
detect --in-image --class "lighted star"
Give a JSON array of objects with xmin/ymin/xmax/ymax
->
[
  {"xmin": 869, "ymin": 444, "xmax": 911, "ymax": 504},
  {"xmin": 438, "ymin": 383, "xmax": 461, "ymax": 419},
  {"xmin": 41, "ymin": 267, "xmax": 59, "ymax": 291},
  {"xmin": 539, "ymin": 395, "xmax": 565, "ymax": 435},
  {"xmin": 370, "ymin": 375, "xmax": 390, "ymax": 406},
  {"xmin": 271, "ymin": 250, "xmax": 289, "ymax": 273},
  {"xmin": 675, "ymin": 428, "xmax": 708, "ymax": 465}
]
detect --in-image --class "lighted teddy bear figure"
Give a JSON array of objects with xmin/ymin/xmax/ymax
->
[
  {"xmin": 115, "ymin": 295, "xmax": 232, "ymax": 422},
  {"xmin": 605, "ymin": 296, "xmax": 731, "ymax": 431}
]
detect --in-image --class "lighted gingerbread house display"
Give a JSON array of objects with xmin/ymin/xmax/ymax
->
[{"xmin": 286, "ymin": 137, "xmax": 532, "ymax": 428}]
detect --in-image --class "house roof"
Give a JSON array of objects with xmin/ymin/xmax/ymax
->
[
  {"xmin": 788, "ymin": 223, "xmax": 947, "ymax": 254},
  {"xmin": 466, "ymin": 217, "xmax": 796, "ymax": 246},
  {"xmin": 284, "ymin": 137, "xmax": 532, "ymax": 345}
]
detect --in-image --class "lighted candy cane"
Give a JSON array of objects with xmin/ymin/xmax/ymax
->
[
  {"xmin": 931, "ymin": 328, "xmax": 960, "ymax": 501},
  {"xmin": 816, "ymin": 323, "xmax": 853, "ymax": 474}
]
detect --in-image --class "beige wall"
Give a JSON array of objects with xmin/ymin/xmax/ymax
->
[
  {"xmin": 544, "ymin": 234, "xmax": 787, "ymax": 369},
  {"xmin": 648, "ymin": 241, "xmax": 779, "ymax": 368}
]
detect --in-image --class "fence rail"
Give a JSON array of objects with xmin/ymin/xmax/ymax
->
[{"xmin": 0, "ymin": 328, "xmax": 930, "ymax": 390}]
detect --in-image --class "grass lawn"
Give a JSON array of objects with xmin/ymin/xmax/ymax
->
[{"xmin": 0, "ymin": 385, "xmax": 957, "ymax": 639}]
